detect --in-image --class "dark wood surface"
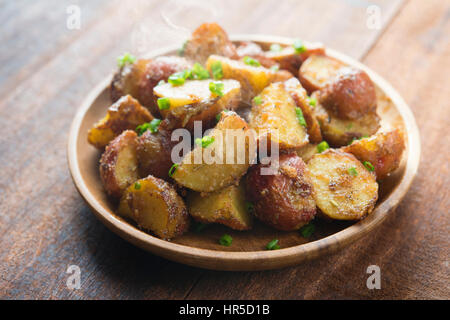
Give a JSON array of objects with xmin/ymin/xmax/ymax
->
[{"xmin": 0, "ymin": 0, "xmax": 448, "ymax": 299}]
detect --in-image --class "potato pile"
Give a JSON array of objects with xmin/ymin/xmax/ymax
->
[{"xmin": 87, "ymin": 23, "xmax": 405, "ymax": 241}]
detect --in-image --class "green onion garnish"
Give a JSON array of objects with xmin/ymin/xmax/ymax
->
[
  {"xmin": 295, "ymin": 107, "xmax": 307, "ymax": 127},
  {"xmin": 266, "ymin": 239, "xmax": 280, "ymax": 250},
  {"xmin": 299, "ymin": 223, "xmax": 315, "ymax": 238},
  {"xmin": 195, "ymin": 136, "xmax": 215, "ymax": 148},
  {"xmin": 191, "ymin": 62, "xmax": 210, "ymax": 80},
  {"xmin": 168, "ymin": 163, "xmax": 179, "ymax": 177},
  {"xmin": 252, "ymin": 95, "xmax": 262, "ymax": 106},
  {"xmin": 209, "ymin": 81, "xmax": 224, "ymax": 97},
  {"xmin": 134, "ymin": 181, "xmax": 141, "ymax": 190},
  {"xmin": 293, "ymin": 39, "xmax": 306, "ymax": 54},
  {"xmin": 317, "ymin": 141, "xmax": 329, "ymax": 153},
  {"xmin": 211, "ymin": 61, "xmax": 223, "ymax": 79},
  {"xmin": 219, "ymin": 234, "xmax": 232, "ymax": 246},
  {"xmin": 157, "ymin": 97, "xmax": 170, "ymax": 110},
  {"xmin": 243, "ymin": 56, "xmax": 261, "ymax": 67},
  {"xmin": 363, "ymin": 161, "xmax": 375, "ymax": 172},
  {"xmin": 168, "ymin": 71, "xmax": 187, "ymax": 86},
  {"xmin": 117, "ymin": 52, "xmax": 136, "ymax": 68},
  {"xmin": 308, "ymin": 96, "xmax": 317, "ymax": 107},
  {"xmin": 348, "ymin": 167, "xmax": 358, "ymax": 176}
]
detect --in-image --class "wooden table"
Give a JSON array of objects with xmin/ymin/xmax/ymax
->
[{"xmin": 0, "ymin": 0, "xmax": 448, "ymax": 299}]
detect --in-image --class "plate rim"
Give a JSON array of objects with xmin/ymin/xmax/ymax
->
[{"xmin": 67, "ymin": 34, "xmax": 421, "ymax": 271}]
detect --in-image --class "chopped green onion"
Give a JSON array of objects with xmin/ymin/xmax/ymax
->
[
  {"xmin": 270, "ymin": 65, "xmax": 279, "ymax": 72},
  {"xmin": 209, "ymin": 81, "xmax": 224, "ymax": 97},
  {"xmin": 317, "ymin": 141, "xmax": 329, "ymax": 153},
  {"xmin": 363, "ymin": 161, "xmax": 375, "ymax": 172},
  {"xmin": 308, "ymin": 96, "xmax": 317, "ymax": 107},
  {"xmin": 192, "ymin": 221, "xmax": 207, "ymax": 233},
  {"xmin": 245, "ymin": 201, "xmax": 254, "ymax": 213},
  {"xmin": 157, "ymin": 97, "xmax": 170, "ymax": 110},
  {"xmin": 136, "ymin": 119, "xmax": 162, "ymax": 135},
  {"xmin": 148, "ymin": 118, "xmax": 161, "ymax": 133},
  {"xmin": 266, "ymin": 239, "xmax": 280, "ymax": 250},
  {"xmin": 168, "ymin": 71, "xmax": 187, "ymax": 86},
  {"xmin": 348, "ymin": 167, "xmax": 358, "ymax": 176},
  {"xmin": 211, "ymin": 61, "xmax": 223, "ymax": 79},
  {"xmin": 134, "ymin": 181, "xmax": 141, "ymax": 190},
  {"xmin": 299, "ymin": 223, "xmax": 315, "ymax": 238},
  {"xmin": 177, "ymin": 40, "xmax": 188, "ymax": 56},
  {"xmin": 295, "ymin": 107, "xmax": 307, "ymax": 127},
  {"xmin": 243, "ymin": 56, "xmax": 261, "ymax": 67},
  {"xmin": 252, "ymin": 95, "xmax": 262, "ymax": 106},
  {"xmin": 219, "ymin": 234, "xmax": 232, "ymax": 246},
  {"xmin": 195, "ymin": 136, "xmax": 215, "ymax": 148},
  {"xmin": 168, "ymin": 163, "xmax": 178, "ymax": 177},
  {"xmin": 191, "ymin": 62, "xmax": 210, "ymax": 80},
  {"xmin": 270, "ymin": 44, "xmax": 282, "ymax": 52},
  {"xmin": 293, "ymin": 39, "xmax": 306, "ymax": 54},
  {"xmin": 215, "ymin": 113, "xmax": 222, "ymax": 123},
  {"xmin": 117, "ymin": 52, "xmax": 136, "ymax": 68}
]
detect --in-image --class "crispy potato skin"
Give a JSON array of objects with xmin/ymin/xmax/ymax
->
[
  {"xmin": 184, "ymin": 23, "xmax": 238, "ymax": 64},
  {"xmin": 99, "ymin": 130, "xmax": 139, "ymax": 198},
  {"xmin": 119, "ymin": 175, "xmax": 190, "ymax": 239},
  {"xmin": 307, "ymin": 149, "xmax": 378, "ymax": 220},
  {"xmin": 88, "ymin": 95, "xmax": 153, "ymax": 149},
  {"xmin": 246, "ymin": 153, "xmax": 316, "ymax": 231},
  {"xmin": 318, "ymin": 68, "xmax": 377, "ymax": 120},
  {"xmin": 342, "ymin": 129, "xmax": 405, "ymax": 180},
  {"xmin": 299, "ymin": 54, "xmax": 345, "ymax": 94},
  {"xmin": 111, "ymin": 56, "xmax": 192, "ymax": 116},
  {"xmin": 187, "ymin": 184, "xmax": 252, "ymax": 230}
]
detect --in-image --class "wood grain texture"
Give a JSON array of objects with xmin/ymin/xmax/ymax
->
[{"xmin": 0, "ymin": 0, "xmax": 448, "ymax": 299}]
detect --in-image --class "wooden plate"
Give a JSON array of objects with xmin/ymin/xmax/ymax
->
[{"xmin": 67, "ymin": 35, "xmax": 420, "ymax": 271}]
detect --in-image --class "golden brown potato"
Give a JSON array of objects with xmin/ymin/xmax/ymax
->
[
  {"xmin": 296, "ymin": 143, "xmax": 319, "ymax": 163},
  {"xmin": 88, "ymin": 95, "xmax": 153, "ymax": 149},
  {"xmin": 299, "ymin": 54, "xmax": 345, "ymax": 94},
  {"xmin": 313, "ymin": 92, "xmax": 380, "ymax": 147},
  {"xmin": 99, "ymin": 130, "xmax": 139, "ymax": 198},
  {"xmin": 318, "ymin": 68, "xmax": 377, "ymax": 120},
  {"xmin": 205, "ymin": 55, "xmax": 292, "ymax": 103},
  {"xmin": 283, "ymin": 77, "xmax": 322, "ymax": 143},
  {"xmin": 341, "ymin": 129, "xmax": 405, "ymax": 180},
  {"xmin": 307, "ymin": 149, "xmax": 378, "ymax": 220},
  {"xmin": 183, "ymin": 23, "xmax": 238, "ymax": 64},
  {"xmin": 187, "ymin": 183, "xmax": 252, "ymax": 230},
  {"xmin": 172, "ymin": 111, "xmax": 256, "ymax": 192},
  {"xmin": 248, "ymin": 82, "xmax": 308, "ymax": 150},
  {"xmin": 246, "ymin": 152, "xmax": 316, "ymax": 231},
  {"xmin": 153, "ymin": 79, "xmax": 240, "ymax": 131},
  {"xmin": 118, "ymin": 175, "xmax": 190, "ymax": 239},
  {"xmin": 111, "ymin": 56, "xmax": 192, "ymax": 116},
  {"xmin": 236, "ymin": 41, "xmax": 278, "ymax": 68}
]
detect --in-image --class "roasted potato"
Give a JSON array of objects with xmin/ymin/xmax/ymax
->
[
  {"xmin": 118, "ymin": 175, "xmax": 190, "ymax": 239},
  {"xmin": 318, "ymin": 68, "xmax": 377, "ymax": 120},
  {"xmin": 342, "ymin": 129, "xmax": 405, "ymax": 180},
  {"xmin": 206, "ymin": 55, "xmax": 292, "ymax": 103},
  {"xmin": 88, "ymin": 95, "xmax": 153, "ymax": 149},
  {"xmin": 236, "ymin": 41, "xmax": 278, "ymax": 68},
  {"xmin": 183, "ymin": 23, "xmax": 238, "ymax": 64},
  {"xmin": 296, "ymin": 143, "xmax": 319, "ymax": 163},
  {"xmin": 187, "ymin": 183, "xmax": 252, "ymax": 230},
  {"xmin": 299, "ymin": 54, "xmax": 345, "ymax": 94},
  {"xmin": 153, "ymin": 79, "xmax": 240, "ymax": 131},
  {"xmin": 246, "ymin": 152, "xmax": 316, "ymax": 231},
  {"xmin": 248, "ymin": 82, "xmax": 308, "ymax": 150},
  {"xmin": 307, "ymin": 149, "xmax": 378, "ymax": 220},
  {"xmin": 111, "ymin": 56, "xmax": 192, "ymax": 116},
  {"xmin": 313, "ymin": 92, "xmax": 380, "ymax": 147},
  {"xmin": 172, "ymin": 111, "xmax": 256, "ymax": 192},
  {"xmin": 283, "ymin": 77, "xmax": 322, "ymax": 143},
  {"xmin": 99, "ymin": 130, "xmax": 139, "ymax": 198}
]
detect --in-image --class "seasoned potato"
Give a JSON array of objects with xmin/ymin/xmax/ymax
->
[
  {"xmin": 183, "ymin": 23, "xmax": 238, "ymax": 64},
  {"xmin": 99, "ymin": 130, "xmax": 139, "ymax": 198},
  {"xmin": 308, "ymin": 149, "xmax": 378, "ymax": 220},
  {"xmin": 88, "ymin": 95, "xmax": 153, "ymax": 149},
  {"xmin": 111, "ymin": 56, "xmax": 192, "ymax": 116},
  {"xmin": 283, "ymin": 77, "xmax": 322, "ymax": 143},
  {"xmin": 172, "ymin": 111, "xmax": 256, "ymax": 192},
  {"xmin": 248, "ymin": 82, "xmax": 308, "ymax": 150},
  {"xmin": 153, "ymin": 79, "xmax": 240, "ymax": 130},
  {"xmin": 296, "ymin": 143, "xmax": 318, "ymax": 163},
  {"xmin": 313, "ymin": 93, "xmax": 380, "ymax": 147},
  {"xmin": 318, "ymin": 68, "xmax": 377, "ymax": 120},
  {"xmin": 299, "ymin": 54, "xmax": 345, "ymax": 94},
  {"xmin": 342, "ymin": 129, "xmax": 405, "ymax": 180},
  {"xmin": 236, "ymin": 41, "xmax": 278, "ymax": 68},
  {"xmin": 246, "ymin": 152, "xmax": 316, "ymax": 231},
  {"xmin": 187, "ymin": 183, "xmax": 252, "ymax": 230},
  {"xmin": 118, "ymin": 175, "xmax": 190, "ymax": 239},
  {"xmin": 206, "ymin": 55, "xmax": 292, "ymax": 103},
  {"xmin": 264, "ymin": 43, "xmax": 325, "ymax": 75}
]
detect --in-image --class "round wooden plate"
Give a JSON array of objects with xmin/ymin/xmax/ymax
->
[{"xmin": 67, "ymin": 35, "xmax": 420, "ymax": 271}]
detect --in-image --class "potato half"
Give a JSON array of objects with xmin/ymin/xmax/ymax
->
[
  {"xmin": 299, "ymin": 54, "xmax": 345, "ymax": 94},
  {"xmin": 187, "ymin": 183, "xmax": 252, "ymax": 230},
  {"xmin": 118, "ymin": 175, "xmax": 190, "ymax": 240},
  {"xmin": 307, "ymin": 149, "xmax": 378, "ymax": 220}
]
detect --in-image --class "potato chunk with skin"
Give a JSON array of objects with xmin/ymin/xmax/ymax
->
[
  {"xmin": 183, "ymin": 23, "xmax": 238, "ymax": 64},
  {"xmin": 206, "ymin": 55, "xmax": 292, "ymax": 103},
  {"xmin": 342, "ymin": 129, "xmax": 405, "ymax": 180},
  {"xmin": 187, "ymin": 183, "xmax": 252, "ymax": 230},
  {"xmin": 118, "ymin": 175, "xmax": 190, "ymax": 239},
  {"xmin": 299, "ymin": 54, "xmax": 345, "ymax": 94},
  {"xmin": 172, "ymin": 111, "xmax": 256, "ymax": 192},
  {"xmin": 308, "ymin": 149, "xmax": 378, "ymax": 220},
  {"xmin": 246, "ymin": 153, "xmax": 316, "ymax": 231},
  {"xmin": 99, "ymin": 130, "xmax": 139, "ymax": 198},
  {"xmin": 88, "ymin": 95, "xmax": 153, "ymax": 149},
  {"xmin": 248, "ymin": 82, "xmax": 308, "ymax": 150}
]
